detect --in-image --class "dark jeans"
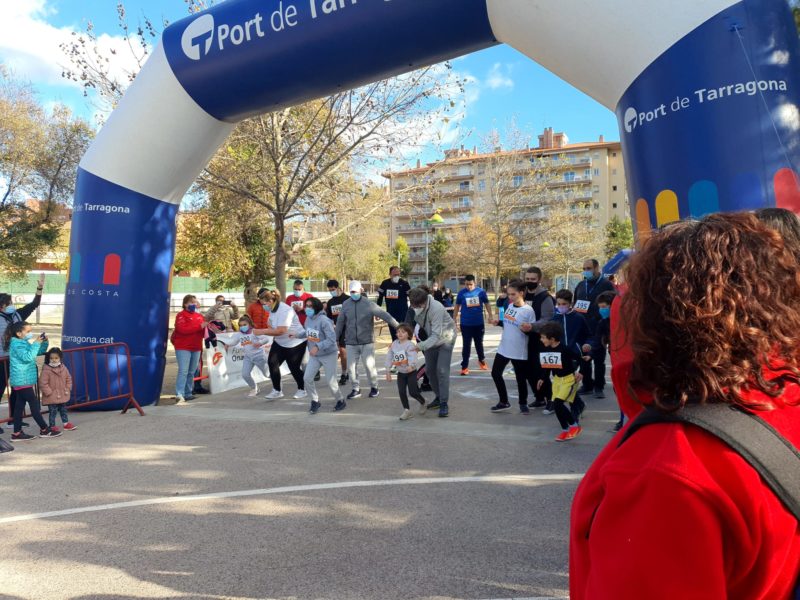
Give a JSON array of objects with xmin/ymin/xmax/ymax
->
[
  {"xmin": 397, "ymin": 370, "xmax": 426, "ymax": 409},
  {"xmin": 268, "ymin": 342, "xmax": 306, "ymax": 391},
  {"xmin": 579, "ymin": 347, "xmax": 607, "ymax": 391},
  {"xmin": 0, "ymin": 360, "xmax": 9, "ymax": 417},
  {"xmin": 460, "ymin": 325, "xmax": 485, "ymax": 368},
  {"xmin": 48, "ymin": 404, "xmax": 70, "ymax": 427},
  {"xmin": 491, "ymin": 353, "xmax": 529, "ymax": 406},
  {"xmin": 13, "ymin": 387, "xmax": 47, "ymax": 433},
  {"xmin": 554, "ymin": 399, "xmax": 576, "ymax": 430},
  {"xmin": 527, "ymin": 362, "xmax": 552, "ymax": 404}
]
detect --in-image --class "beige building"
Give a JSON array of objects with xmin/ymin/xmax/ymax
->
[{"xmin": 383, "ymin": 128, "xmax": 628, "ymax": 284}]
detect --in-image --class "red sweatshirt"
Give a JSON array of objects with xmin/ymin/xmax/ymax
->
[
  {"xmin": 171, "ymin": 310, "xmax": 205, "ymax": 351},
  {"xmin": 285, "ymin": 292, "xmax": 313, "ymax": 325},
  {"xmin": 571, "ymin": 319, "xmax": 800, "ymax": 600}
]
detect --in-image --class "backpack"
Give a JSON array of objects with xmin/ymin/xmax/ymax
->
[{"xmin": 620, "ymin": 403, "xmax": 800, "ymax": 596}]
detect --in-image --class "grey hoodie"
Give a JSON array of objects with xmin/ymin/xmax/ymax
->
[
  {"xmin": 296, "ymin": 312, "xmax": 338, "ymax": 356},
  {"xmin": 335, "ymin": 297, "xmax": 399, "ymax": 346},
  {"xmin": 411, "ymin": 296, "xmax": 457, "ymax": 351}
]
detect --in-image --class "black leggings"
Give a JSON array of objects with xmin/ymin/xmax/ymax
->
[
  {"xmin": 491, "ymin": 353, "xmax": 529, "ymax": 406},
  {"xmin": 554, "ymin": 399, "xmax": 576, "ymax": 430},
  {"xmin": 397, "ymin": 370, "xmax": 426, "ymax": 409},
  {"xmin": 13, "ymin": 387, "xmax": 47, "ymax": 433},
  {"xmin": 268, "ymin": 342, "xmax": 306, "ymax": 391}
]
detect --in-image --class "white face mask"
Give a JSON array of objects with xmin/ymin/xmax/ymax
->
[
  {"xmin": 50, "ymin": 361, "xmax": 61, "ymax": 367},
  {"xmin": 391, "ymin": 276, "xmax": 400, "ymax": 284},
  {"xmin": 413, "ymin": 306, "xmax": 424, "ymax": 315}
]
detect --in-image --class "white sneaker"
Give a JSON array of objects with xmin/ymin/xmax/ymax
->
[
  {"xmin": 265, "ymin": 389, "xmax": 284, "ymax": 400},
  {"xmin": 417, "ymin": 402, "xmax": 428, "ymax": 416},
  {"xmin": 293, "ymin": 389, "xmax": 308, "ymax": 399},
  {"xmin": 175, "ymin": 395, "xmax": 186, "ymax": 405},
  {"xmin": 399, "ymin": 409, "xmax": 413, "ymax": 421},
  {"xmin": 247, "ymin": 386, "xmax": 259, "ymax": 397}
]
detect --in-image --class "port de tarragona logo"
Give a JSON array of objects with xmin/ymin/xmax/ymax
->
[
  {"xmin": 624, "ymin": 107, "xmax": 638, "ymax": 134},
  {"xmin": 182, "ymin": 14, "xmax": 215, "ymax": 60},
  {"xmin": 67, "ymin": 253, "xmax": 122, "ymax": 298}
]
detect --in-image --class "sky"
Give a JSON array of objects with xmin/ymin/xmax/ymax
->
[{"xmin": 0, "ymin": 0, "xmax": 621, "ymax": 170}]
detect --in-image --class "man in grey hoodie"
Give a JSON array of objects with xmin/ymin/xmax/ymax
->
[
  {"xmin": 407, "ymin": 287, "xmax": 457, "ymax": 417},
  {"xmin": 335, "ymin": 281, "xmax": 399, "ymax": 400}
]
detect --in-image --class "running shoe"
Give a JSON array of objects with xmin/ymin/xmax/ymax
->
[
  {"xmin": 519, "ymin": 404, "xmax": 530, "ymax": 415},
  {"xmin": 293, "ymin": 389, "xmax": 308, "ymax": 399},
  {"xmin": 368, "ymin": 387, "xmax": 380, "ymax": 398},
  {"xmin": 11, "ymin": 431, "xmax": 35, "ymax": 442},
  {"xmin": 247, "ymin": 387, "xmax": 259, "ymax": 397},
  {"xmin": 490, "ymin": 402, "xmax": 511, "ymax": 413},
  {"xmin": 460, "ymin": 368, "xmax": 470, "ymax": 376},
  {"xmin": 265, "ymin": 389, "xmax": 284, "ymax": 400},
  {"xmin": 347, "ymin": 389, "xmax": 362, "ymax": 400},
  {"xmin": 417, "ymin": 400, "xmax": 428, "ymax": 415},
  {"xmin": 399, "ymin": 409, "xmax": 413, "ymax": 421},
  {"xmin": 338, "ymin": 374, "xmax": 349, "ymax": 386},
  {"xmin": 567, "ymin": 425, "xmax": 583, "ymax": 440},
  {"xmin": 529, "ymin": 399, "xmax": 546, "ymax": 408},
  {"xmin": 175, "ymin": 395, "xmax": 186, "ymax": 405},
  {"xmin": 612, "ymin": 420, "xmax": 624, "ymax": 433},
  {"xmin": 555, "ymin": 431, "xmax": 570, "ymax": 442},
  {"xmin": 478, "ymin": 361, "xmax": 489, "ymax": 371},
  {"xmin": 40, "ymin": 428, "xmax": 62, "ymax": 438},
  {"xmin": 594, "ymin": 389, "xmax": 606, "ymax": 399},
  {"xmin": 333, "ymin": 400, "xmax": 347, "ymax": 412},
  {"xmin": 63, "ymin": 422, "xmax": 77, "ymax": 431},
  {"xmin": 309, "ymin": 401, "xmax": 321, "ymax": 414},
  {"xmin": 438, "ymin": 402, "xmax": 449, "ymax": 418},
  {"xmin": 427, "ymin": 397, "xmax": 440, "ymax": 410}
]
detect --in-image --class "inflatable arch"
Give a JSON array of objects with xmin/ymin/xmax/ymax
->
[{"xmin": 63, "ymin": 0, "xmax": 800, "ymax": 407}]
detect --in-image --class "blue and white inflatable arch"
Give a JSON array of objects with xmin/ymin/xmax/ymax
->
[{"xmin": 63, "ymin": 0, "xmax": 800, "ymax": 407}]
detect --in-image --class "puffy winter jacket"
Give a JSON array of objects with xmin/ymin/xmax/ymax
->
[
  {"xmin": 40, "ymin": 363, "xmax": 73, "ymax": 405},
  {"xmin": 9, "ymin": 336, "xmax": 48, "ymax": 388}
]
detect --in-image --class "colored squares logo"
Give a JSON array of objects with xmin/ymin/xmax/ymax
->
[{"xmin": 69, "ymin": 253, "xmax": 123, "ymax": 286}]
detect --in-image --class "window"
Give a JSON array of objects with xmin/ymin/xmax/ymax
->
[
  {"xmin": 612, "ymin": 185, "xmax": 618, "ymax": 191},
  {"xmin": 584, "ymin": 169, "xmax": 591, "ymax": 178},
  {"xmin": 593, "ymin": 168, "xmax": 600, "ymax": 177},
  {"xmin": 459, "ymin": 181, "xmax": 470, "ymax": 191},
  {"xmin": 593, "ymin": 202, "xmax": 600, "ymax": 210},
  {"xmin": 477, "ymin": 166, "xmax": 485, "ymax": 175},
  {"xmin": 564, "ymin": 172, "xmax": 576, "ymax": 182},
  {"xmin": 513, "ymin": 175, "xmax": 524, "ymax": 187},
  {"xmin": 457, "ymin": 196, "xmax": 471, "ymax": 208},
  {"xmin": 458, "ymin": 165, "xmax": 472, "ymax": 176},
  {"xmin": 593, "ymin": 152, "xmax": 600, "ymax": 159},
  {"xmin": 612, "ymin": 203, "xmax": 618, "ymax": 209},
  {"xmin": 593, "ymin": 185, "xmax": 600, "ymax": 193},
  {"xmin": 478, "ymin": 179, "xmax": 486, "ymax": 192}
]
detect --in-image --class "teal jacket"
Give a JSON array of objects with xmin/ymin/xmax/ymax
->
[{"xmin": 9, "ymin": 337, "xmax": 48, "ymax": 388}]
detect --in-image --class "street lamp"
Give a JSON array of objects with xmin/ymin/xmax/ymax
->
[{"xmin": 424, "ymin": 212, "xmax": 445, "ymax": 284}]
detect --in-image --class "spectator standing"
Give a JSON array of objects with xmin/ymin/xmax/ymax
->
[
  {"xmin": 171, "ymin": 294, "xmax": 206, "ymax": 404},
  {"xmin": 246, "ymin": 288, "xmax": 272, "ymax": 330},
  {"xmin": 39, "ymin": 347, "xmax": 76, "ymax": 432},
  {"xmin": 204, "ymin": 294, "xmax": 239, "ymax": 332}
]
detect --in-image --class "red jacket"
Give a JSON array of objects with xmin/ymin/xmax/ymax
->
[
  {"xmin": 246, "ymin": 301, "xmax": 271, "ymax": 329},
  {"xmin": 285, "ymin": 292, "xmax": 313, "ymax": 325},
  {"xmin": 570, "ymin": 380, "xmax": 800, "ymax": 599},
  {"xmin": 171, "ymin": 310, "xmax": 205, "ymax": 351}
]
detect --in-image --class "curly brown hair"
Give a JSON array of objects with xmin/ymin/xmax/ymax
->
[{"xmin": 622, "ymin": 212, "xmax": 800, "ymax": 411}]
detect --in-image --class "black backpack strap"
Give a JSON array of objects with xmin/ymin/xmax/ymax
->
[{"xmin": 620, "ymin": 403, "xmax": 800, "ymax": 521}]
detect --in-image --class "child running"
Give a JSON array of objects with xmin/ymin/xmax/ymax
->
[
  {"xmin": 385, "ymin": 323, "xmax": 427, "ymax": 420},
  {"xmin": 39, "ymin": 347, "xmax": 76, "ymax": 433},
  {"xmin": 3, "ymin": 321, "xmax": 61, "ymax": 441},
  {"xmin": 537, "ymin": 321, "xmax": 583, "ymax": 442},
  {"xmin": 226, "ymin": 315, "xmax": 272, "ymax": 397}
]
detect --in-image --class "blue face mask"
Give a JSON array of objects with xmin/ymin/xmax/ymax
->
[
  {"xmin": 304, "ymin": 307, "xmax": 315, "ymax": 318},
  {"xmin": 294, "ymin": 290, "xmax": 303, "ymax": 298},
  {"xmin": 262, "ymin": 304, "xmax": 270, "ymax": 312},
  {"xmin": 583, "ymin": 270, "xmax": 594, "ymax": 280},
  {"xmin": 3, "ymin": 306, "xmax": 15, "ymax": 315},
  {"xmin": 24, "ymin": 333, "xmax": 34, "ymax": 341},
  {"xmin": 239, "ymin": 325, "xmax": 250, "ymax": 333},
  {"xmin": 187, "ymin": 304, "xmax": 197, "ymax": 313},
  {"xmin": 350, "ymin": 293, "xmax": 361, "ymax": 301},
  {"xmin": 599, "ymin": 307, "xmax": 611, "ymax": 319},
  {"xmin": 329, "ymin": 290, "xmax": 339, "ymax": 298}
]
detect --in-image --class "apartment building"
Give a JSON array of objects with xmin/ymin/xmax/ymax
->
[{"xmin": 383, "ymin": 128, "xmax": 628, "ymax": 285}]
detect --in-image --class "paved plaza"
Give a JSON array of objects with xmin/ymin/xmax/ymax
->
[{"xmin": 0, "ymin": 332, "xmax": 620, "ymax": 600}]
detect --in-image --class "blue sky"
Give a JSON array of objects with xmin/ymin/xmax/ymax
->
[{"xmin": 1, "ymin": 1, "xmax": 621, "ymax": 164}]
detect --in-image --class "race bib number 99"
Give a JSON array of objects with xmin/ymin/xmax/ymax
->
[
  {"xmin": 392, "ymin": 352, "xmax": 408, "ymax": 366},
  {"xmin": 465, "ymin": 296, "xmax": 481, "ymax": 308},
  {"xmin": 540, "ymin": 352, "xmax": 563, "ymax": 369},
  {"xmin": 574, "ymin": 300, "xmax": 591, "ymax": 314}
]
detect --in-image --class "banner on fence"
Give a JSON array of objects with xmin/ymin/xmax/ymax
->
[{"xmin": 205, "ymin": 333, "xmax": 289, "ymax": 394}]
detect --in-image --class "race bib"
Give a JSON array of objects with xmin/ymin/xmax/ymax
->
[
  {"xmin": 331, "ymin": 304, "xmax": 342, "ymax": 316},
  {"xmin": 392, "ymin": 352, "xmax": 409, "ymax": 366},
  {"xmin": 540, "ymin": 352, "xmax": 563, "ymax": 369},
  {"xmin": 292, "ymin": 301, "xmax": 303, "ymax": 311},
  {"xmin": 386, "ymin": 289, "xmax": 400, "ymax": 300},
  {"xmin": 465, "ymin": 296, "xmax": 481, "ymax": 308},
  {"xmin": 307, "ymin": 329, "xmax": 320, "ymax": 343},
  {"xmin": 504, "ymin": 308, "xmax": 518, "ymax": 325},
  {"xmin": 574, "ymin": 300, "xmax": 591, "ymax": 314}
]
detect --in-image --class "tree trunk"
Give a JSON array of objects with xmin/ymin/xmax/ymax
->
[{"xmin": 274, "ymin": 219, "xmax": 287, "ymax": 296}]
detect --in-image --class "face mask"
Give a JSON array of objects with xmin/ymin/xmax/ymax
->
[
  {"xmin": 329, "ymin": 290, "xmax": 339, "ymax": 298},
  {"xmin": 50, "ymin": 361, "xmax": 61, "ymax": 367},
  {"xmin": 391, "ymin": 276, "xmax": 400, "ymax": 284},
  {"xmin": 262, "ymin": 304, "xmax": 270, "ymax": 312},
  {"xmin": 350, "ymin": 293, "xmax": 361, "ymax": 301},
  {"xmin": 187, "ymin": 304, "xmax": 197, "ymax": 313},
  {"xmin": 3, "ymin": 306, "xmax": 15, "ymax": 315},
  {"xmin": 239, "ymin": 325, "xmax": 250, "ymax": 333},
  {"xmin": 24, "ymin": 333, "xmax": 34, "ymax": 340},
  {"xmin": 583, "ymin": 270, "xmax": 594, "ymax": 280},
  {"xmin": 599, "ymin": 307, "xmax": 611, "ymax": 319},
  {"xmin": 304, "ymin": 307, "xmax": 316, "ymax": 318},
  {"xmin": 556, "ymin": 305, "xmax": 570, "ymax": 315},
  {"xmin": 413, "ymin": 306, "xmax": 424, "ymax": 315},
  {"xmin": 526, "ymin": 282, "xmax": 538, "ymax": 290},
  {"xmin": 294, "ymin": 290, "xmax": 303, "ymax": 298}
]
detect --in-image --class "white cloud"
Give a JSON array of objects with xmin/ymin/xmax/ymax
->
[
  {"xmin": 486, "ymin": 62, "xmax": 514, "ymax": 91},
  {"xmin": 0, "ymin": 0, "xmax": 147, "ymax": 118}
]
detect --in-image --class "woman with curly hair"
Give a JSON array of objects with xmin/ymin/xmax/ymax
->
[{"xmin": 570, "ymin": 212, "xmax": 800, "ymax": 599}]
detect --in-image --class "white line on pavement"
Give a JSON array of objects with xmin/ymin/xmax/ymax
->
[{"xmin": 0, "ymin": 474, "xmax": 583, "ymax": 525}]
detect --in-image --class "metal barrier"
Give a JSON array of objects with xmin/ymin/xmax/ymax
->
[{"xmin": 0, "ymin": 342, "xmax": 143, "ymax": 426}]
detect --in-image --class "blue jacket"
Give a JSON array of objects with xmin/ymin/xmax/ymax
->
[
  {"xmin": 296, "ymin": 312, "xmax": 338, "ymax": 357},
  {"xmin": 551, "ymin": 310, "xmax": 590, "ymax": 357},
  {"xmin": 9, "ymin": 336, "xmax": 48, "ymax": 388}
]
